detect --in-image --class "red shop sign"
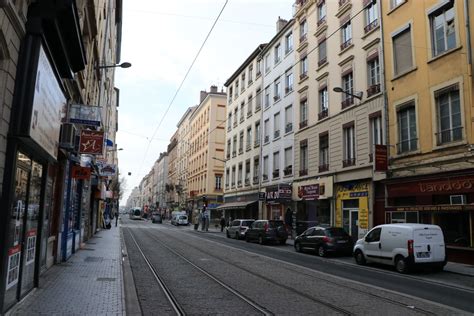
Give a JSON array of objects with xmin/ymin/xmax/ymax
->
[
  {"xmin": 79, "ymin": 130, "xmax": 104, "ymax": 154},
  {"xmin": 387, "ymin": 175, "xmax": 474, "ymax": 197}
]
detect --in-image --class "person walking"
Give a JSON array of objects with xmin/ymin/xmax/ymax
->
[
  {"xmin": 193, "ymin": 211, "xmax": 199, "ymax": 230},
  {"xmin": 220, "ymin": 216, "xmax": 226, "ymax": 232}
]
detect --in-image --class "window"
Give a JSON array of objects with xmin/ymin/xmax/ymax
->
[
  {"xmin": 227, "ymin": 113, "xmax": 232, "ymax": 131},
  {"xmin": 264, "ymin": 86, "xmax": 270, "ymax": 108},
  {"xmin": 274, "ymin": 44, "xmax": 282, "ymax": 64},
  {"xmin": 228, "ymin": 86, "xmax": 233, "ymax": 103},
  {"xmin": 231, "ymin": 166, "xmax": 236, "ymax": 186},
  {"xmin": 248, "ymin": 64, "xmax": 253, "ymax": 84},
  {"xmin": 436, "ymin": 84, "xmax": 462, "ymax": 145},
  {"xmin": 300, "ymin": 56, "xmax": 308, "ymax": 79},
  {"xmin": 284, "ymin": 147, "xmax": 292, "ymax": 175},
  {"xmin": 364, "ymin": 0, "xmax": 378, "ymax": 33},
  {"xmin": 274, "ymin": 112, "xmax": 280, "ymax": 139},
  {"xmin": 319, "ymin": 133, "xmax": 329, "ymax": 172},
  {"xmin": 234, "ymin": 108, "xmax": 238, "ymax": 126},
  {"xmin": 247, "ymin": 95, "xmax": 253, "ymax": 116},
  {"xmin": 235, "ymin": 80, "xmax": 239, "ymax": 97},
  {"xmin": 215, "ymin": 175, "xmax": 222, "ymax": 190},
  {"xmin": 238, "ymin": 163, "xmax": 243, "ymax": 186},
  {"xmin": 341, "ymin": 71, "xmax": 353, "ymax": 109},
  {"xmin": 253, "ymin": 157, "xmax": 260, "ymax": 183},
  {"xmin": 397, "ymin": 103, "xmax": 417, "ymax": 153},
  {"xmin": 318, "ymin": 39, "xmax": 327, "ymax": 66},
  {"xmin": 367, "ymin": 56, "xmax": 380, "ymax": 97},
  {"xmin": 241, "ymin": 73, "xmax": 246, "ymax": 92},
  {"xmin": 300, "ymin": 19, "xmax": 308, "ymax": 43},
  {"xmin": 256, "ymin": 59, "xmax": 262, "ymax": 76},
  {"xmin": 263, "ymin": 156, "xmax": 269, "ymax": 180},
  {"xmin": 225, "ymin": 168, "xmax": 230, "ymax": 187},
  {"xmin": 430, "ymin": 2, "xmax": 455, "ymax": 57},
  {"xmin": 341, "ymin": 21, "xmax": 352, "ymax": 50},
  {"xmin": 393, "ymin": 26, "xmax": 413, "ymax": 76},
  {"xmin": 274, "ymin": 79, "xmax": 281, "ymax": 101},
  {"xmin": 255, "ymin": 121, "xmax": 261, "ymax": 146},
  {"xmin": 256, "ymin": 88, "xmax": 262, "ymax": 110},
  {"xmin": 239, "ymin": 131, "xmax": 244, "ymax": 153},
  {"xmin": 317, "ymin": 1, "xmax": 326, "ymax": 26},
  {"xmin": 273, "ymin": 151, "xmax": 280, "ymax": 178},
  {"xmin": 343, "ymin": 123, "xmax": 355, "ymax": 167},
  {"xmin": 369, "ymin": 114, "xmax": 383, "ymax": 161},
  {"xmin": 285, "ymin": 70, "xmax": 293, "ymax": 93},
  {"xmin": 226, "ymin": 139, "xmax": 231, "ymax": 159},
  {"xmin": 318, "ymin": 87, "xmax": 328, "ymax": 119},
  {"xmin": 246, "ymin": 127, "xmax": 252, "ymax": 150},
  {"xmin": 285, "ymin": 105, "xmax": 293, "ymax": 133},
  {"xmin": 240, "ymin": 102, "xmax": 245, "ymax": 122},
  {"xmin": 391, "ymin": 0, "xmax": 405, "ymax": 9},
  {"xmin": 285, "ymin": 32, "xmax": 293, "ymax": 53},
  {"xmin": 245, "ymin": 160, "xmax": 251, "ymax": 185},
  {"xmin": 300, "ymin": 99, "xmax": 308, "ymax": 128},
  {"xmin": 232, "ymin": 135, "xmax": 237, "ymax": 157},
  {"xmin": 265, "ymin": 54, "xmax": 271, "ymax": 73},
  {"xmin": 264, "ymin": 119, "xmax": 270, "ymax": 143},
  {"xmin": 300, "ymin": 140, "xmax": 308, "ymax": 175}
]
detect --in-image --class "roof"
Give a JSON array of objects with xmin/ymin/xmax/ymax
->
[{"xmin": 224, "ymin": 44, "xmax": 267, "ymax": 87}]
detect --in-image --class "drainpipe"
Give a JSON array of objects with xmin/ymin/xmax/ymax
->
[{"xmin": 464, "ymin": 0, "xmax": 472, "ymax": 73}]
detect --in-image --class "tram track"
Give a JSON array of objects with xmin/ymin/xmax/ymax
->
[{"xmin": 124, "ymin": 226, "xmax": 273, "ymax": 315}]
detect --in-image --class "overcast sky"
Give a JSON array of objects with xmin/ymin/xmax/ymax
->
[{"xmin": 116, "ymin": 0, "xmax": 294, "ymax": 204}]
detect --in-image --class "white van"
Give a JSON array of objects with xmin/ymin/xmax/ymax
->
[{"xmin": 353, "ymin": 224, "xmax": 446, "ymax": 273}]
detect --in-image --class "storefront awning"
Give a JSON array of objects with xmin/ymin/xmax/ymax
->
[{"xmin": 216, "ymin": 201, "xmax": 257, "ymax": 211}]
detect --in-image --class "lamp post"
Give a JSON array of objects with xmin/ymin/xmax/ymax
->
[
  {"xmin": 96, "ymin": 62, "xmax": 132, "ymax": 70},
  {"xmin": 333, "ymin": 87, "xmax": 363, "ymax": 100}
]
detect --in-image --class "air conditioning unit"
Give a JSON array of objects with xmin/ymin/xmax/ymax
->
[
  {"xmin": 450, "ymin": 195, "xmax": 466, "ymax": 205},
  {"xmin": 59, "ymin": 123, "xmax": 77, "ymax": 150}
]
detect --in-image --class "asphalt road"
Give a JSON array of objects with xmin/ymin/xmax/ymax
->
[{"xmin": 122, "ymin": 218, "xmax": 474, "ymax": 315}]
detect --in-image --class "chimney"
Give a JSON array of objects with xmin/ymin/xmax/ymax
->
[
  {"xmin": 276, "ymin": 16, "xmax": 287, "ymax": 33},
  {"xmin": 210, "ymin": 85, "xmax": 218, "ymax": 93},
  {"xmin": 200, "ymin": 90, "xmax": 208, "ymax": 102}
]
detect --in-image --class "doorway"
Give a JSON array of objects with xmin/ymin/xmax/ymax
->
[{"xmin": 342, "ymin": 199, "xmax": 359, "ymax": 238}]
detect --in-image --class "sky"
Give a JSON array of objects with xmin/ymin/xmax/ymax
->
[{"xmin": 116, "ymin": 0, "xmax": 294, "ymax": 204}]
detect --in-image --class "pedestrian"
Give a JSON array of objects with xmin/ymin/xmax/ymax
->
[
  {"xmin": 220, "ymin": 216, "xmax": 226, "ymax": 232},
  {"xmin": 193, "ymin": 211, "xmax": 199, "ymax": 230}
]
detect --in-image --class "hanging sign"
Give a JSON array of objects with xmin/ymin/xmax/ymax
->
[
  {"xmin": 69, "ymin": 104, "xmax": 101, "ymax": 126},
  {"xmin": 79, "ymin": 130, "xmax": 104, "ymax": 154},
  {"xmin": 71, "ymin": 166, "xmax": 91, "ymax": 179},
  {"xmin": 374, "ymin": 144, "xmax": 388, "ymax": 172}
]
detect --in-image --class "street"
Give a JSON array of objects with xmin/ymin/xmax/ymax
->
[{"xmin": 122, "ymin": 218, "xmax": 474, "ymax": 315}]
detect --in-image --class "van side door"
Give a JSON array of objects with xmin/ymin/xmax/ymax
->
[{"xmin": 363, "ymin": 227, "xmax": 382, "ymax": 263}]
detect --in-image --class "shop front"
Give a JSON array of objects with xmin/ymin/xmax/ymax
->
[
  {"xmin": 335, "ymin": 180, "xmax": 371, "ymax": 239},
  {"xmin": 385, "ymin": 172, "xmax": 474, "ymax": 263},
  {"xmin": 292, "ymin": 176, "xmax": 333, "ymax": 235},
  {"xmin": 264, "ymin": 184, "xmax": 292, "ymax": 220},
  {"xmin": 215, "ymin": 197, "xmax": 258, "ymax": 223}
]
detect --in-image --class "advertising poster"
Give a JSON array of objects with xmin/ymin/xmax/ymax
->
[
  {"xmin": 25, "ymin": 230, "xmax": 37, "ymax": 265},
  {"xmin": 6, "ymin": 246, "xmax": 21, "ymax": 290}
]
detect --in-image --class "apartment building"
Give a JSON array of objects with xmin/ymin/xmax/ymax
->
[
  {"xmin": 260, "ymin": 18, "xmax": 296, "ymax": 221},
  {"xmin": 166, "ymin": 131, "xmax": 179, "ymax": 211},
  {"xmin": 177, "ymin": 107, "xmax": 196, "ymax": 210},
  {"xmin": 220, "ymin": 45, "xmax": 266, "ymax": 220},
  {"xmin": 187, "ymin": 86, "xmax": 227, "ymax": 216},
  {"xmin": 381, "ymin": 0, "xmax": 474, "ymax": 258},
  {"xmin": 293, "ymin": 0, "xmax": 385, "ymax": 239},
  {"xmin": 153, "ymin": 152, "xmax": 169, "ymax": 210}
]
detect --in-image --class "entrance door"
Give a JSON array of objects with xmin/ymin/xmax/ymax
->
[
  {"xmin": 351, "ymin": 210, "xmax": 359, "ymax": 239},
  {"xmin": 342, "ymin": 199, "xmax": 359, "ymax": 238}
]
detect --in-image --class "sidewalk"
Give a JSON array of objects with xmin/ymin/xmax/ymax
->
[{"xmin": 8, "ymin": 224, "xmax": 124, "ymax": 316}]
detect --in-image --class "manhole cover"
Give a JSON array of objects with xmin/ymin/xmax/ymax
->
[
  {"xmin": 85, "ymin": 256, "xmax": 103, "ymax": 262},
  {"xmin": 97, "ymin": 277, "xmax": 116, "ymax": 282}
]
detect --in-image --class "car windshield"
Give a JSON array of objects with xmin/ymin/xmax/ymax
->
[
  {"xmin": 179, "ymin": 215, "xmax": 187, "ymax": 220},
  {"xmin": 242, "ymin": 221, "xmax": 254, "ymax": 226},
  {"xmin": 326, "ymin": 228, "xmax": 348, "ymax": 237}
]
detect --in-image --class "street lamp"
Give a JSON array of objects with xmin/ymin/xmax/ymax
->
[
  {"xmin": 96, "ymin": 62, "xmax": 132, "ymax": 70},
  {"xmin": 333, "ymin": 87, "xmax": 363, "ymax": 100}
]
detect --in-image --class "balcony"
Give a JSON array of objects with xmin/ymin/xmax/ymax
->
[
  {"xmin": 237, "ymin": 180, "xmax": 242, "ymax": 186},
  {"xmin": 247, "ymin": 110, "xmax": 253, "ymax": 118},
  {"xmin": 246, "ymin": 143, "xmax": 252, "ymax": 151},
  {"xmin": 318, "ymin": 57, "xmax": 327, "ymax": 67},
  {"xmin": 232, "ymin": 151, "xmax": 236, "ymax": 157},
  {"xmin": 226, "ymin": 153, "xmax": 230, "ymax": 159},
  {"xmin": 239, "ymin": 148, "xmax": 243, "ymax": 154},
  {"xmin": 256, "ymin": 70, "xmax": 261, "ymax": 77},
  {"xmin": 341, "ymin": 97, "xmax": 354, "ymax": 109},
  {"xmin": 299, "ymin": 120, "xmax": 308, "ymax": 129},
  {"xmin": 364, "ymin": 19, "xmax": 378, "ymax": 34},
  {"xmin": 264, "ymin": 135, "xmax": 269, "ymax": 143},
  {"xmin": 299, "ymin": 33, "xmax": 307, "ymax": 44},
  {"xmin": 436, "ymin": 127, "xmax": 463, "ymax": 146},
  {"xmin": 317, "ymin": 16, "xmax": 327, "ymax": 27},
  {"xmin": 231, "ymin": 182, "xmax": 235, "ymax": 187},
  {"xmin": 255, "ymin": 103, "xmax": 261, "ymax": 112},
  {"xmin": 227, "ymin": 125, "xmax": 231, "ymax": 132},
  {"xmin": 285, "ymin": 123, "xmax": 293, "ymax": 133},
  {"xmin": 273, "ymin": 169, "xmax": 280, "ymax": 178},
  {"xmin": 273, "ymin": 95, "xmax": 280, "ymax": 102},
  {"xmin": 240, "ymin": 116, "xmax": 244, "ymax": 123},
  {"xmin": 254, "ymin": 140, "xmax": 260, "ymax": 147},
  {"xmin": 233, "ymin": 121, "xmax": 238, "ymax": 127},
  {"xmin": 339, "ymin": 0, "xmax": 349, "ymax": 6},
  {"xmin": 299, "ymin": 169, "xmax": 308, "ymax": 176},
  {"xmin": 284, "ymin": 165, "xmax": 293, "ymax": 176},
  {"xmin": 299, "ymin": 72, "xmax": 308, "ymax": 81},
  {"xmin": 367, "ymin": 84, "xmax": 381, "ymax": 97},
  {"xmin": 285, "ymin": 86, "xmax": 293, "ymax": 94},
  {"xmin": 274, "ymin": 130, "xmax": 280, "ymax": 139},
  {"xmin": 245, "ymin": 178, "xmax": 250, "ymax": 185},
  {"xmin": 397, "ymin": 139, "xmax": 418, "ymax": 154},
  {"xmin": 253, "ymin": 176, "xmax": 259, "ymax": 184},
  {"xmin": 342, "ymin": 158, "xmax": 356, "ymax": 167},
  {"xmin": 318, "ymin": 164, "xmax": 329, "ymax": 172},
  {"xmin": 318, "ymin": 109, "xmax": 328, "ymax": 120},
  {"xmin": 340, "ymin": 39, "xmax": 352, "ymax": 51},
  {"xmin": 262, "ymin": 174, "xmax": 268, "ymax": 181}
]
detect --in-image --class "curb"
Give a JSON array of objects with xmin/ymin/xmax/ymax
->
[{"xmin": 120, "ymin": 227, "xmax": 142, "ymax": 315}]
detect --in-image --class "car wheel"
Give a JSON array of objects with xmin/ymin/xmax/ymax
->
[
  {"xmin": 295, "ymin": 242, "xmax": 302, "ymax": 252},
  {"xmin": 395, "ymin": 256, "xmax": 409, "ymax": 274},
  {"xmin": 354, "ymin": 250, "xmax": 366, "ymax": 265},
  {"xmin": 317, "ymin": 246, "xmax": 326, "ymax": 257},
  {"xmin": 226, "ymin": 231, "xmax": 230, "ymax": 238},
  {"xmin": 258, "ymin": 235, "xmax": 264, "ymax": 245}
]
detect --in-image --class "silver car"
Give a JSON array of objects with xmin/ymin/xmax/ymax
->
[{"xmin": 226, "ymin": 219, "xmax": 255, "ymax": 239}]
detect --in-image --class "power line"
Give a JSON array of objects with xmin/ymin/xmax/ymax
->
[{"xmin": 136, "ymin": 0, "xmax": 229, "ymax": 181}]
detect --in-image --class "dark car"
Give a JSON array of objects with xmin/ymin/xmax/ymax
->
[
  {"xmin": 245, "ymin": 220, "xmax": 288, "ymax": 245},
  {"xmin": 151, "ymin": 213, "xmax": 162, "ymax": 223},
  {"xmin": 294, "ymin": 226, "xmax": 353, "ymax": 257},
  {"xmin": 226, "ymin": 219, "xmax": 255, "ymax": 239}
]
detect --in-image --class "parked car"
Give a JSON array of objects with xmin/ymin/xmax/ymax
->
[
  {"xmin": 353, "ymin": 224, "xmax": 447, "ymax": 273},
  {"xmin": 245, "ymin": 220, "xmax": 288, "ymax": 245},
  {"xmin": 171, "ymin": 214, "xmax": 189, "ymax": 226},
  {"xmin": 151, "ymin": 213, "xmax": 162, "ymax": 224},
  {"xmin": 226, "ymin": 219, "xmax": 255, "ymax": 239},
  {"xmin": 294, "ymin": 226, "xmax": 353, "ymax": 257}
]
